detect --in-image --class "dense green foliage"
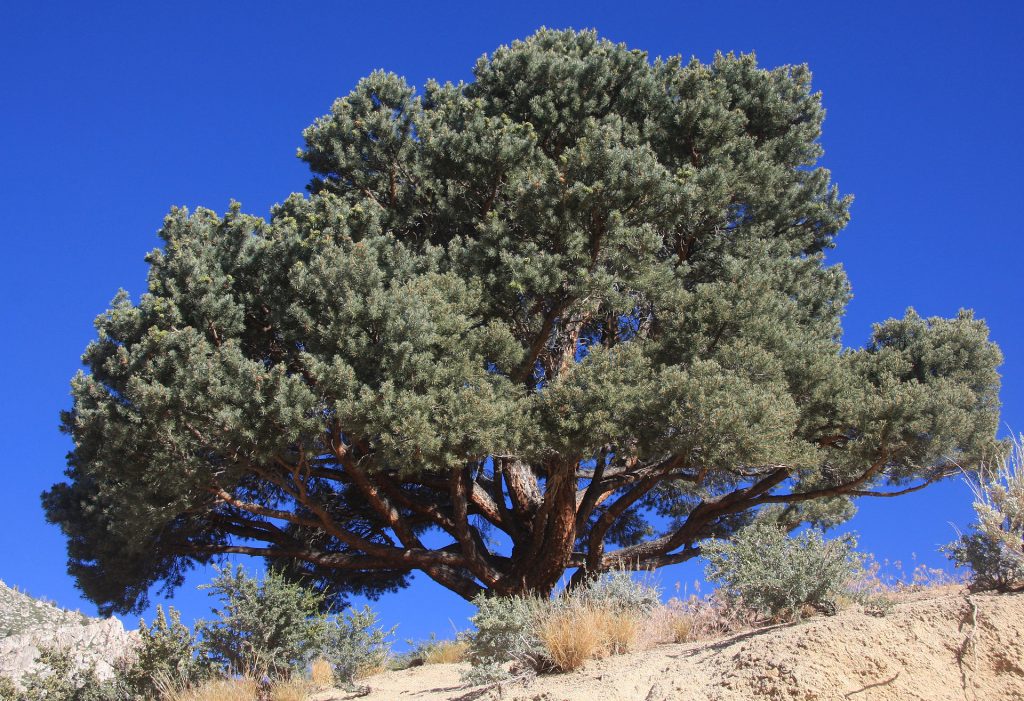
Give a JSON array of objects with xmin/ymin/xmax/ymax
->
[
  {"xmin": 195, "ymin": 565, "xmax": 328, "ymax": 676},
  {"xmin": 117, "ymin": 605, "xmax": 209, "ymax": 698},
  {"xmin": 703, "ymin": 520, "xmax": 859, "ymax": 620},
  {"xmin": 45, "ymin": 29, "xmax": 1002, "ymax": 614},
  {"xmin": 943, "ymin": 530, "xmax": 1024, "ymax": 592}
]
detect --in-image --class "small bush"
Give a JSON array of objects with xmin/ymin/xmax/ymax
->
[
  {"xmin": 702, "ymin": 521, "xmax": 860, "ymax": 621},
  {"xmin": 390, "ymin": 634, "xmax": 467, "ymax": 669},
  {"xmin": 0, "ymin": 676, "xmax": 18, "ymax": 701},
  {"xmin": 595, "ymin": 609, "xmax": 642, "ymax": 655},
  {"xmin": 572, "ymin": 571, "xmax": 661, "ymax": 615},
  {"xmin": 422, "ymin": 639, "xmax": 469, "ymax": 664},
  {"xmin": 317, "ymin": 606, "xmax": 394, "ymax": 687},
  {"xmin": 463, "ymin": 575, "xmax": 657, "ymax": 682},
  {"xmin": 945, "ymin": 435, "xmax": 1024, "ymax": 592},
  {"xmin": 651, "ymin": 591, "xmax": 756, "ymax": 644},
  {"xmin": 196, "ymin": 565, "xmax": 329, "ymax": 678},
  {"xmin": 464, "ymin": 594, "xmax": 548, "ymax": 681},
  {"xmin": 537, "ymin": 605, "xmax": 606, "ymax": 672},
  {"xmin": 118, "ymin": 605, "xmax": 209, "ymax": 699},
  {"xmin": 943, "ymin": 530, "xmax": 1024, "ymax": 592},
  {"xmin": 16, "ymin": 646, "xmax": 118, "ymax": 701},
  {"xmin": 268, "ymin": 678, "xmax": 312, "ymax": 701},
  {"xmin": 156, "ymin": 676, "xmax": 258, "ymax": 701}
]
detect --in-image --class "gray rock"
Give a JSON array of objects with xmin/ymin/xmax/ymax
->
[{"xmin": 0, "ymin": 580, "xmax": 136, "ymax": 686}]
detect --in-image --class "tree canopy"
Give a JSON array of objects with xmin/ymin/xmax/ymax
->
[{"xmin": 44, "ymin": 29, "xmax": 1002, "ymax": 614}]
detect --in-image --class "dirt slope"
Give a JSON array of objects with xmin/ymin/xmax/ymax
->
[{"xmin": 333, "ymin": 589, "xmax": 1024, "ymax": 701}]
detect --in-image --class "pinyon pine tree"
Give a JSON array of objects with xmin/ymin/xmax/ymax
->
[{"xmin": 45, "ymin": 29, "xmax": 1002, "ymax": 613}]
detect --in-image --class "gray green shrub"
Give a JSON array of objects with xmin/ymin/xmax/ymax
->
[
  {"xmin": 944, "ymin": 435, "xmax": 1024, "ymax": 592},
  {"xmin": 464, "ymin": 594, "xmax": 549, "ymax": 683},
  {"xmin": 571, "ymin": 572, "xmax": 661, "ymax": 614},
  {"xmin": 317, "ymin": 605, "xmax": 394, "ymax": 687},
  {"xmin": 463, "ymin": 573, "xmax": 662, "ymax": 683},
  {"xmin": 702, "ymin": 520, "xmax": 860, "ymax": 621}
]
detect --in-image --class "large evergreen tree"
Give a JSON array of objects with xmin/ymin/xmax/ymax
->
[{"xmin": 45, "ymin": 29, "xmax": 1001, "ymax": 614}]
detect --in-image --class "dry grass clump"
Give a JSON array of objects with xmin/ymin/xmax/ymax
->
[
  {"xmin": 268, "ymin": 678, "xmax": 313, "ymax": 701},
  {"xmin": 353, "ymin": 659, "xmax": 389, "ymax": 679},
  {"xmin": 595, "ymin": 609, "xmax": 642, "ymax": 655},
  {"xmin": 537, "ymin": 603, "xmax": 644, "ymax": 671},
  {"xmin": 843, "ymin": 555, "xmax": 966, "ymax": 615},
  {"xmin": 538, "ymin": 605, "xmax": 607, "ymax": 671},
  {"xmin": 648, "ymin": 592, "xmax": 757, "ymax": 645},
  {"xmin": 156, "ymin": 674, "xmax": 317, "ymax": 701},
  {"xmin": 157, "ymin": 676, "xmax": 259, "ymax": 701},
  {"xmin": 422, "ymin": 639, "xmax": 470, "ymax": 664},
  {"xmin": 309, "ymin": 657, "xmax": 334, "ymax": 688}
]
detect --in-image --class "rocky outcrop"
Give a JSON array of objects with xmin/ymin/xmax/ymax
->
[{"xmin": 0, "ymin": 580, "xmax": 135, "ymax": 685}]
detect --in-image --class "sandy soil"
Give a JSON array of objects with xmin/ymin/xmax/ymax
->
[{"xmin": 319, "ymin": 588, "xmax": 1024, "ymax": 701}]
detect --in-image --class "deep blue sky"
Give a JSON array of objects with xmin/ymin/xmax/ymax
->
[{"xmin": 2, "ymin": 1, "xmax": 1021, "ymax": 644}]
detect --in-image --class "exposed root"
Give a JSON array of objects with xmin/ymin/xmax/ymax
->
[{"xmin": 956, "ymin": 593, "xmax": 979, "ymax": 700}]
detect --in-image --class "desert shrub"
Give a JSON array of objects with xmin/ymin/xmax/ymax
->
[
  {"xmin": 316, "ymin": 605, "xmax": 394, "ymax": 687},
  {"xmin": 652, "ymin": 590, "xmax": 757, "ymax": 644},
  {"xmin": 972, "ymin": 435, "xmax": 1024, "ymax": 562},
  {"xmin": 390, "ymin": 633, "xmax": 467, "ymax": 669},
  {"xmin": 463, "ymin": 576, "xmax": 657, "ymax": 682},
  {"xmin": 943, "ymin": 530, "xmax": 1024, "ymax": 592},
  {"xmin": 571, "ymin": 571, "xmax": 661, "ymax": 615},
  {"xmin": 463, "ymin": 594, "xmax": 549, "ymax": 683},
  {"xmin": 195, "ymin": 565, "xmax": 329, "ymax": 678},
  {"xmin": 268, "ymin": 677, "xmax": 312, "ymax": 701},
  {"xmin": 944, "ymin": 435, "xmax": 1024, "ymax": 592},
  {"xmin": 593, "ymin": 608, "xmax": 642, "ymax": 655},
  {"xmin": 0, "ymin": 676, "xmax": 19, "ymax": 701},
  {"xmin": 703, "ymin": 521, "xmax": 860, "ymax": 621},
  {"xmin": 422, "ymin": 639, "xmax": 469, "ymax": 665},
  {"xmin": 118, "ymin": 605, "xmax": 210, "ymax": 699},
  {"xmin": 536, "ymin": 605, "xmax": 606, "ymax": 672}
]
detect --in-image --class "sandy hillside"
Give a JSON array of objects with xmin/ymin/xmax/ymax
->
[{"xmin": 328, "ymin": 589, "xmax": 1024, "ymax": 701}]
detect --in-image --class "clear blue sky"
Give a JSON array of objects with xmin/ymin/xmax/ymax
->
[{"xmin": 1, "ymin": 1, "xmax": 1022, "ymax": 644}]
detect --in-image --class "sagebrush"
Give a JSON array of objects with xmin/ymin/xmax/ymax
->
[{"xmin": 702, "ymin": 520, "xmax": 860, "ymax": 621}]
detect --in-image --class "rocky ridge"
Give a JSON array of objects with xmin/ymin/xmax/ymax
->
[{"xmin": 0, "ymin": 580, "xmax": 135, "ymax": 685}]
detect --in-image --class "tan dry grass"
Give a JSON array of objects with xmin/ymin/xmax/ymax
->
[
  {"xmin": 422, "ymin": 639, "xmax": 469, "ymax": 664},
  {"xmin": 269, "ymin": 678, "xmax": 312, "ymax": 701},
  {"xmin": 595, "ymin": 610, "xmax": 642, "ymax": 654},
  {"xmin": 538, "ymin": 604, "xmax": 641, "ymax": 671},
  {"xmin": 156, "ymin": 674, "xmax": 315, "ymax": 701},
  {"xmin": 157, "ymin": 676, "xmax": 259, "ymax": 701},
  {"xmin": 309, "ymin": 657, "xmax": 334, "ymax": 688},
  {"xmin": 646, "ymin": 593, "xmax": 756, "ymax": 646},
  {"xmin": 355, "ymin": 661, "xmax": 390, "ymax": 679}
]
